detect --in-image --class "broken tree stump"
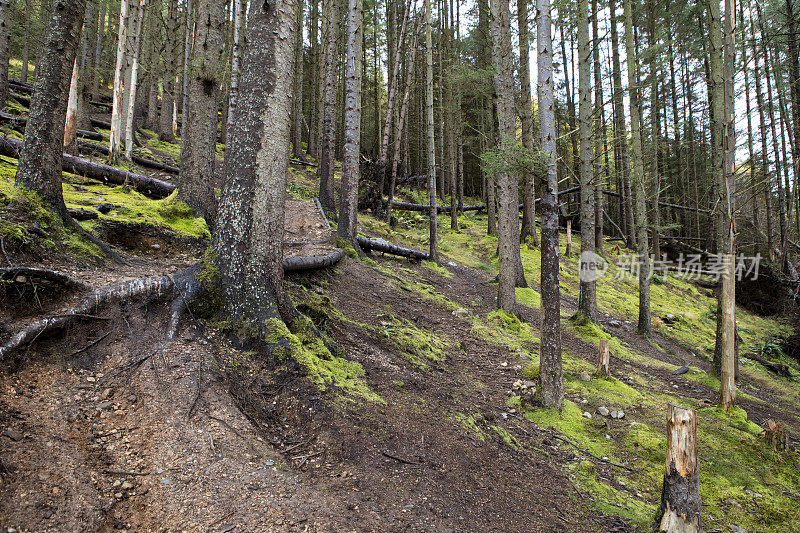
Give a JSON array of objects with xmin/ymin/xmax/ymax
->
[
  {"xmin": 565, "ymin": 219, "xmax": 572, "ymax": 257},
  {"xmin": 762, "ymin": 420, "xmax": 789, "ymax": 451},
  {"xmin": 658, "ymin": 404, "xmax": 701, "ymax": 533},
  {"xmin": 597, "ymin": 339, "xmax": 610, "ymax": 376}
]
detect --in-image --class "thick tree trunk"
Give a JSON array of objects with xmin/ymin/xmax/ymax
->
[
  {"xmin": 424, "ymin": 0, "xmax": 438, "ymax": 263},
  {"xmin": 336, "ymin": 0, "xmax": 363, "ymax": 245},
  {"xmin": 227, "ymin": 0, "xmax": 244, "ymax": 135},
  {"xmin": 577, "ymin": 0, "xmax": 596, "ymax": 322},
  {"xmin": 648, "ymin": 2, "xmax": 661, "ymax": 262},
  {"xmin": 180, "ymin": 0, "xmax": 193, "ymax": 142},
  {"xmin": 179, "ymin": 0, "xmax": 224, "ymax": 227},
  {"xmin": 213, "ymin": 0, "xmax": 298, "ymax": 327},
  {"xmin": 15, "ymin": 0, "xmax": 86, "ymax": 217},
  {"xmin": 490, "ymin": 0, "xmax": 526, "ymax": 310},
  {"xmin": 591, "ymin": 0, "xmax": 604, "ymax": 252},
  {"xmin": 537, "ymin": 0, "xmax": 563, "ymax": 410},
  {"xmin": 518, "ymin": 0, "xmax": 537, "ymax": 245},
  {"xmin": 317, "ymin": 0, "xmax": 340, "ymax": 215}
]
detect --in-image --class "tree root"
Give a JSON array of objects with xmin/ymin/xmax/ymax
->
[{"xmin": 0, "ymin": 266, "xmax": 92, "ymax": 292}]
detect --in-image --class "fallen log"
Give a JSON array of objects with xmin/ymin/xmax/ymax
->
[
  {"xmin": 0, "ymin": 135, "xmax": 175, "ymax": 199},
  {"xmin": 9, "ymin": 79, "xmax": 33, "ymax": 93},
  {"xmin": 91, "ymin": 117, "xmax": 111, "ymax": 129},
  {"xmin": 356, "ymin": 236, "xmax": 429, "ymax": 260},
  {"xmin": 743, "ymin": 353, "xmax": 793, "ymax": 377},
  {"xmin": 0, "ymin": 111, "xmax": 103, "ymax": 141},
  {"xmin": 290, "ymin": 158, "xmax": 316, "ymax": 167},
  {"xmin": 386, "ymin": 200, "xmax": 484, "ymax": 213},
  {"xmin": 10, "ymin": 92, "xmax": 30, "ymax": 107},
  {"xmin": 90, "ymin": 100, "xmax": 113, "ymax": 110},
  {"xmin": 76, "ymin": 139, "xmax": 180, "ymax": 174},
  {"xmin": 67, "ymin": 208, "xmax": 99, "ymax": 220},
  {"xmin": 283, "ymin": 249, "xmax": 346, "ymax": 272}
]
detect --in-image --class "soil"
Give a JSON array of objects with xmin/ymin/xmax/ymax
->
[{"xmin": 1, "ymin": 196, "xmax": 796, "ymax": 532}]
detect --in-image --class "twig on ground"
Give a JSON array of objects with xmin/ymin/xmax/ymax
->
[
  {"xmin": 67, "ymin": 331, "xmax": 111, "ymax": 358},
  {"xmin": 187, "ymin": 359, "xmax": 202, "ymax": 419},
  {"xmin": 381, "ymin": 450, "xmax": 420, "ymax": 465},
  {"xmin": 0, "ymin": 237, "xmax": 11, "ymax": 267},
  {"xmin": 104, "ymin": 469, "xmax": 149, "ymax": 476},
  {"xmin": 548, "ymin": 433, "xmax": 636, "ymax": 473}
]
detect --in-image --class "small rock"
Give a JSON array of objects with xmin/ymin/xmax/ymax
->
[
  {"xmin": 121, "ymin": 481, "xmax": 134, "ymax": 490},
  {"xmin": 447, "ymin": 261, "xmax": 457, "ymax": 267},
  {"xmin": 150, "ymin": 244, "xmax": 161, "ymax": 250},
  {"xmin": 452, "ymin": 308, "xmax": 471, "ymax": 318},
  {"xmin": 729, "ymin": 526, "xmax": 748, "ymax": 533},
  {"xmin": 99, "ymin": 388, "xmax": 113, "ymax": 400},
  {"xmin": 611, "ymin": 410, "xmax": 625, "ymax": 419},
  {"xmin": 160, "ymin": 478, "xmax": 173, "ymax": 485},
  {"xmin": 86, "ymin": 376, "xmax": 96, "ymax": 383},
  {"xmin": 2, "ymin": 429, "xmax": 23, "ymax": 442},
  {"xmin": 609, "ymin": 320, "xmax": 622, "ymax": 328},
  {"xmin": 499, "ymin": 361, "xmax": 508, "ymax": 368},
  {"xmin": 512, "ymin": 379, "xmax": 523, "ymax": 390},
  {"xmin": 113, "ymin": 479, "xmax": 121, "ymax": 488},
  {"xmin": 582, "ymin": 412, "xmax": 592, "ymax": 419},
  {"xmin": 96, "ymin": 401, "xmax": 113, "ymax": 411},
  {"xmin": 672, "ymin": 364, "xmax": 690, "ymax": 376},
  {"xmin": 522, "ymin": 380, "xmax": 536, "ymax": 389},
  {"xmin": 579, "ymin": 370, "xmax": 592, "ymax": 382},
  {"xmin": 114, "ymin": 492, "xmax": 123, "ymax": 499},
  {"xmin": 597, "ymin": 406, "xmax": 610, "ymax": 417},
  {"xmin": 38, "ymin": 472, "xmax": 49, "ymax": 481}
]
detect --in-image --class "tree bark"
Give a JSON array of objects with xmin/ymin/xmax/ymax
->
[
  {"xmin": 591, "ymin": 0, "xmax": 604, "ymax": 252},
  {"xmin": 64, "ymin": 60, "xmax": 80, "ymax": 152},
  {"xmin": 15, "ymin": 0, "xmax": 87, "ymax": 217},
  {"xmin": 124, "ymin": 0, "xmax": 146, "ymax": 159},
  {"xmin": 336, "ymin": 0, "xmax": 363, "ymax": 245},
  {"xmin": 577, "ymin": 0, "xmax": 596, "ymax": 322},
  {"xmin": 0, "ymin": 0, "xmax": 9, "ymax": 111},
  {"xmin": 213, "ymin": 0, "xmax": 298, "ymax": 327},
  {"xmin": 291, "ymin": 0, "xmax": 306, "ymax": 162},
  {"xmin": 317, "ymin": 0, "xmax": 340, "ymax": 215},
  {"xmin": 424, "ymin": 0, "xmax": 439, "ymax": 263},
  {"xmin": 179, "ymin": 0, "xmax": 193, "ymax": 142},
  {"xmin": 179, "ymin": 0, "xmax": 224, "ymax": 227},
  {"xmin": 658, "ymin": 404, "xmax": 701, "ymax": 532},
  {"xmin": 623, "ymin": 0, "xmax": 650, "ymax": 335},
  {"xmin": 518, "ymin": 0, "xmax": 537, "ymax": 245},
  {"xmin": 159, "ymin": 0, "xmax": 178, "ymax": 142},
  {"xmin": 109, "ymin": 0, "xmax": 130, "ymax": 158},
  {"xmin": 537, "ymin": 0, "xmax": 563, "ymax": 409}
]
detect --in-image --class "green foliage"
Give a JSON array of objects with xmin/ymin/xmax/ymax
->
[{"xmin": 480, "ymin": 137, "xmax": 547, "ymax": 182}]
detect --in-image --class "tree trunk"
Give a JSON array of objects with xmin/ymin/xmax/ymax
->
[
  {"xmin": 22, "ymin": 0, "xmax": 32, "ymax": 85},
  {"xmin": 658, "ymin": 404, "xmax": 701, "ymax": 532},
  {"xmin": 227, "ymin": 0, "xmax": 244, "ymax": 137},
  {"xmin": 0, "ymin": 0, "xmax": 9, "ymax": 111},
  {"xmin": 64, "ymin": 60, "xmax": 79, "ymax": 152},
  {"xmin": 591, "ymin": 0, "xmax": 604, "ymax": 252},
  {"xmin": 609, "ymin": 0, "xmax": 635, "ymax": 249},
  {"xmin": 159, "ymin": 0, "xmax": 178, "ymax": 142},
  {"xmin": 648, "ymin": 1, "xmax": 661, "ymax": 262},
  {"xmin": 424, "ymin": 0, "xmax": 439, "ymax": 263},
  {"xmin": 490, "ymin": 0, "xmax": 526, "ymax": 309},
  {"xmin": 92, "ymin": 0, "xmax": 106, "ymax": 102},
  {"xmin": 317, "ymin": 0, "xmax": 340, "ymax": 215},
  {"xmin": 518, "ymin": 0, "xmax": 537, "ymax": 245},
  {"xmin": 577, "ymin": 0, "xmax": 596, "ymax": 322},
  {"xmin": 537, "ymin": 0, "xmax": 563, "ymax": 409},
  {"xmin": 213, "ymin": 0, "xmax": 298, "ymax": 327},
  {"xmin": 15, "ymin": 0, "xmax": 86, "ymax": 217},
  {"xmin": 179, "ymin": 0, "xmax": 224, "ymax": 226},
  {"xmin": 623, "ymin": 0, "xmax": 650, "ymax": 335},
  {"xmin": 109, "ymin": 0, "xmax": 130, "ymax": 158},
  {"xmin": 336, "ymin": 0, "xmax": 363, "ymax": 245},
  {"xmin": 180, "ymin": 0, "xmax": 193, "ymax": 142},
  {"xmin": 76, "ymin": 0, "xmax": 96, "ymax": 131},
  {"xmin": 291, "ymin": 0, "xmax": 306, "ymax": 161},
  {"xmin": 124, "ymin": 0, "xmax": 146, "ymax": 159}
]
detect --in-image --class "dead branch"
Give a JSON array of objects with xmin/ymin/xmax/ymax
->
[{"xmin": 0, "ymin": 266, "xmax": 93, "ymax": 292}]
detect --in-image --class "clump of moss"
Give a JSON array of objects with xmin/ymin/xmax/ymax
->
[
  {"xmin": 264, "ymin": 316, "xmax": 382, "ymax": 403},
  {"xmin": 157, "ymin": 192, "xmax": 196, "ymax": 221},
  {"xmin": 378, "ymin": 313, "xmax": 448, "ymax": 368}
]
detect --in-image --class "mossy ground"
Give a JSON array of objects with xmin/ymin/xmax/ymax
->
[{"xmin": 347, "ymin": 184, "xmax": 800, "ymax": 531}]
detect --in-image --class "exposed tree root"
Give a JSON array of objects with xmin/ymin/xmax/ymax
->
[{"xmin": 0, "ymin": 267, "xmax": 93, "ymax": 292}]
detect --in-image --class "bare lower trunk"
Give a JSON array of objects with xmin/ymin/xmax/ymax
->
[
  {"xmin": 213, "ymin": 0, "xmax": 298, "ymax": 326},
  {"xmin": 537, "ymin": 0, "xmax": 563, "ymax": 409},
  {"xmin": 64, "ymin": 60, "xmax": 80, "ymax": 152},
  {"xmin": 336, "ymin": 0, "xmax": 363, "ymax": 244},
  {"xmin": 15, "ymin": 0, "xmax": 86, "ymax": 217},
  {"xmin": 179, "ymin": 0, "xmax": 224, "ymax": 226},
  {"xmin": 424, "ymin": 0, "xmax": 438, "ymax": 263},
  {"xmin": 0, "ymin": 0, "xmax": 9, "ymax": 111},
  {"xmin": 159, "ymin": 0, "xmax": 178, "ymax": 142},
  {"xmin": 124, "ymin": 0, "xmax": 146, "ymax": 159},
  {"xmin": 109, "ymin": 0, "xmax": 131, "ymax": 158},
  {"xmin": 518, "ymin": 0, "xmax": 537, "ymax": 245},
  {"xmin": 317, "ymin": 0, "xmax": 340, "ymax": 215},
  {"xmin": 291, "ymin": 0, "xmax": 306, "ymax": 161}
]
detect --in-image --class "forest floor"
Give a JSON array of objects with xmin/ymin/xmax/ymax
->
[{"xmin": 2, "ymin": 117, "xmax": 800, "ymax": 531}]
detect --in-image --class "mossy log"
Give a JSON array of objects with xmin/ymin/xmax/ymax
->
[
  {"xmin": 386, "ymin": 200, "xmax": 485, "ymax": 213},
  {"xmin": 76, "ymin": 139, "xmax": 180, "ymax": 174},
  {"xmin": 283, "ymin": 249, "xmax": 346, "ymax": 272},
  {"xmin": 356, "ymin": 236, "xmax": 429, "ymax": 260},
  {"xmin": 0, "ymin": 135, "xmax": 176, "ymax": 199},
  {"xmin": 658, "ymin": 404, "xmax": 701, "ymax": 532}
]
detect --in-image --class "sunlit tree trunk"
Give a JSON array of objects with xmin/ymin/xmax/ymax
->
[
  {"xmin": 124, "ymin": 0, "xmax": 146, "ymax": 159},
  {"xmin": 213, "ymin": 0, "xmax": 298, "ymax": 327},
  {"xmin": 109, "ymin": 0, "xmax": 130, "ymax": 159}
]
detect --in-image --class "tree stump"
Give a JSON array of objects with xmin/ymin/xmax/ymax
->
[
  {"xmin": 658, "ymin": 404, "xmax": 701, "ymax": 532},
  {"xmin": 565, "ymin": 219, "xmax": 573, "ymax": 257},
  {"xmin": 597, "ymin": 339, "xmax": 610, "ymax": 376}
]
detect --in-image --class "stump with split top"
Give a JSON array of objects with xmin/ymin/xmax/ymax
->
[{"xmin": 658, "ymin": 403, "xmax": 701, "ymax": 532}]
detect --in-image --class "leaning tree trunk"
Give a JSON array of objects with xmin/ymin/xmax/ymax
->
[
  {"xmin": 576, "ymin": 0, "xmax": 596, "ymax": 322},
  {"xmin": 537, "ymin": 0, "xmax": 563, "ymax": 410},
  {"xmin": 179, "ymin": 0, "xmax": 224, "ymax": 227},
  {"xmin": 317, "ymin": 0, "xmax": 341, "ymax": 215},
  {"xmin": 336, "ymin": 0, "xmax": 363, "ymax": 246},
  {"xmin": 490, "ymin": 0, "xmax": 527, "ymax": 311},
  {"xmin": 623, "ymin": 0, "xmax": 650, "ymax": 335},
  {"xmin": 15, "ymin": 0, "xmax": 86, "ymax": 217},
  {"xmin": 213, "ymin": 0, "xmax": 298, "ymax": 327}
]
